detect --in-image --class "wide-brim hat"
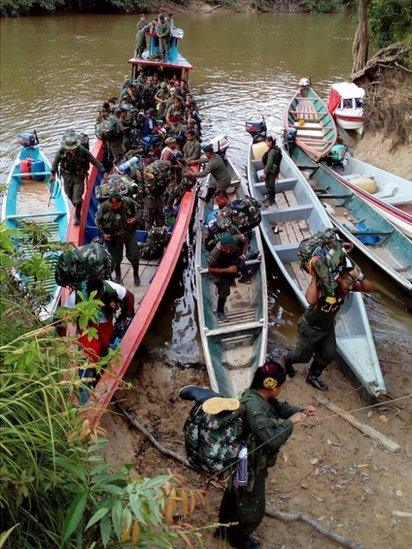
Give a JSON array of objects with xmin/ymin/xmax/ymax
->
[{"xmin": 63, "ymin": 136, "xmax": 80, "ymax": 150}]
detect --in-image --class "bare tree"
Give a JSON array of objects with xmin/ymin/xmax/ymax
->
[{"xmin": 352, "ymin": 0, "xmax": 369, "ymax": 76}]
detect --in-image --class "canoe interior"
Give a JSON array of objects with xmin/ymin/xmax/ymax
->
[
  {"xmin": 291, "ymin": 149, "xmax": 412, "ymax": 291},
  {"xmin": 335, "ymin": 156, "xmax": 412, "ymax": 207},
  {"xmin": 248, "ymin": 143, "xmax": 384, "ymax": 394},
  {"xmin": 196, "ymin": 159, "xmax": 267, "ymax": 397},
  {"xmin": 83, "ymin": 170, "xmax": 160, "ymax": 309},
  {"xmin": 287, "ymin": 87, "xmax": 337, "ymax": 160},
  {"xmin": 2, "ymin": 145, "xmax": 69, "ymax": 320}
]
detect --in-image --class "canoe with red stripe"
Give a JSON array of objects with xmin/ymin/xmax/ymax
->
[{"xmin": 62, "ymin": 139, "xmax": 197, "ymax": 427}]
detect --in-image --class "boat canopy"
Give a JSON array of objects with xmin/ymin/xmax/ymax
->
[{"xmin": 328, "ymin": 82, "xmax": 365, "ymax": 113}]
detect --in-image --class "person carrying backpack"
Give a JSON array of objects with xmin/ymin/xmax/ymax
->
[
  {"xmin": 217, "ymin": 361, "xmax": 315, "ymax": 549},
  {"xmin": 51, "ymin": 136, "xmax": 105, "ymax": 225}
]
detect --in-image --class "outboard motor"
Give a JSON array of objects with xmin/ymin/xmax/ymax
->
[
  {"xmin": 208, "ymin": 134, "xmax": 230, "ymax": 159},
  {"xmin": 18, "ymin": 131, "xmax": 38, "ymax": 148},
  {"xmin": 246, "ymin": 116, "xmax": 267, "ymax": 143},
  {"xmin": 283, "ymin": 127, "xmax": 298, "ymax": 154}
]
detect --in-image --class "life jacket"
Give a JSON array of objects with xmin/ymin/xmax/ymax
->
[{"xmin": 184, "ymin": 401, "xmax": 244, "ymax": 477}]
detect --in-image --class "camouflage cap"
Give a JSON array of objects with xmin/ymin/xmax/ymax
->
[
  {"xmin": 62, "ymin": 136, "xmax": 80, "ymax": 150},
  {"xmin": 108, "ymin": 189, "xmax": 122, "ymax": 201},
  {"xmin": 202, "ymin": 144, "xmax": 214, "ymax": 153}
]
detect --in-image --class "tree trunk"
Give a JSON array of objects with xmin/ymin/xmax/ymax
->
[{"xmin": 352, "ymin": 0, "xmax": 369, "ymax": 76}]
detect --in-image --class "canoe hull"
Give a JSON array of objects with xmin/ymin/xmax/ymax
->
[
  {"xmin": 247, "ymin": 139, "xmax": 385, "ymax": 396},
  {"xmin": 195, "ymin": 158, "xmax": 268, "ymax": 397}
]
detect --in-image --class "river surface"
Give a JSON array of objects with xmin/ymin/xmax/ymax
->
[{"xmin": 1, "ymin": 13, "xmax": 410, "ymax": 384}]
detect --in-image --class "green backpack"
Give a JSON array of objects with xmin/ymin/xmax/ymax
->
[
  {"xmin": 184, "ymin": 403, "xmax": 244, "ymax": 477},
  {"xmin": 55, "ymin": 242, "xmax": 115, "ymax": 288},
  {"xmin": 97, "ymin": 117, "xmax": 123, "ymax": 140},
  {"xmin": 141, "ymin": 227, "xmax": 169, "ymax": 258}
]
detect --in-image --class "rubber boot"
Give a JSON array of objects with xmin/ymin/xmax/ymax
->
[
  {"xmin": 284, "ymin": 352, "xmax": 296, "ymax": 378},
  {"xmin": 74, "ymin": 203, "xmax": 82, "ymax": 226},
  {"xmin": 133, "ymin": 267, "xmax": 140, "ymax": 287},
  {"xmin": 216, "ymin": 296, "xmax": 226, "ymax": 321},
  {"xmin": 114, "ymin": 266, "xmax": 121, "ymax": 284},
  {"xmin": 306, "ymin": 360, "xmax": 328, "ymax": 391},
  {"xmin": 200, "ymin": 187, "xmax": 215, "ymax": 204}
]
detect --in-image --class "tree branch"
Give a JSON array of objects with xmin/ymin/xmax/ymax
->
[{"xmin": 118, "ymin": 405, "xmax": 365, "ymax": 549}]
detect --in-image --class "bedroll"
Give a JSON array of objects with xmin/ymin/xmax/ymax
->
[{"xmin": 55, "ymin": 242, "xmax": 115, "ymax": 288}]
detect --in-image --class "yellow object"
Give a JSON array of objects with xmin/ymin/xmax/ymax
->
[
  {"xmin": 202, "ymin": 397, "xmax": 240, "ymax": 415},
  {"xmin": 251, "ymin": 141, "xmax": 269, "ymax": 160},
  {"xmin": 325, "ymin": 296, "xmax": 337, "ymax": 304},
  {"xmin": 263, "ymin": 377, "xmax": 277, "ymax": 389},
  {"xmin": 298, "ymin": 119, "xmax": 305, "ymax": 127},
  {"xmin": 350, "ymin": 177, "xmax": 377, "ymax": 194}
]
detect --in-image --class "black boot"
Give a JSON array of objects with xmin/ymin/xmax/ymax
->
[
  {"xmin": 133, "ymin": 269, "xmax": 140, "ymax": 287},
  {"xmin": 216, "ymin": 296, "xmax": 226, "ymax": 321},
  {"xmin": 306, "ymin": 360, "xmax": 328, "ymax": 391},
  {"xmin": 284, "ymin": 353, "xmax": 296, "ymax": 378},
  {"xmin": 114, "ymin": 266, "xmax": 121, "ymax": 284},
  {"xmin": 74, "ymin": 203, "xmax": 82, "ymax": 226},
  {"xmin": 200, "ymin": 187, "xmax": 215, "ymax": 204}
]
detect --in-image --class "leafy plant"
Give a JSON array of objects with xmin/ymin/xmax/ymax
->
[{"xmin": 368, "ymin": 0, "xmax": 412, "ymax": 48}]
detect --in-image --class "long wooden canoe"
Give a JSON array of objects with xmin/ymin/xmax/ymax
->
[
  {"xmin": 195, "ymin": 157, "xmax": 268, "ymax": 397},
  {"xmin": 292, "ymin": 147, "xmax": 412, "ymax": 294},
  {"xmin": 285, "ymin": 85, "xmax": 337, "ymax": 161},
  {"xmin": 247, "ymin": 139, "xmax": 385, "ymax": 396},
  {"xmin": 2, "ymin": 140, "xmax": 70, "ymax": 320},
  {"xmin": 325, "ymin": 157, "xmax": 412, "ymax": 238},
  {"xmin": 62, "ymin": 139, "xmax": 197, "ymax": 427}
]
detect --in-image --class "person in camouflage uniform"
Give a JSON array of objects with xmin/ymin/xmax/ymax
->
[
  {"xmin": 284, "ymin": 263, "xmax": 372, "ymax": 391},
  {"xmin": 95, "ymin": 190, "xmax": 141, "ymax": 286},
  {"xmin": 51, "ymin": 136, "xmax": 104, "ymax": 225},
  {"xmin": 217, "ymin": 361, "xmax": 315, "ymax": 549},
  {"xmin": 154, "ymin": 82, "xmax": 171, "ymax": 117},
  {"xmin": 207, "ymin": 232, "xmax": 251, "ymax": 321},
  {"xmin": 134, "ymin": 14, "xmax": 149, "ymax": 58},
  {"xmin": 183, "ymin": 130, "xmax": 201, "ymax": 161},
  {"xmin": 261, "ymin": 135, "xmax": 282, "ymax": 206},
  {"xmin": 156, "ymin": 14, "xmax": 170, "ymax": 61},
  {"xmin": 142, "ymin": 160, "xmax": 171, "ymax": 230},
  {"xmin": 104, "ymin": 109, "xmax": 126, "ymax": 167},
  {"xmin": 190, "ymin": 145, "xmax": 232, "ymax": 203}
]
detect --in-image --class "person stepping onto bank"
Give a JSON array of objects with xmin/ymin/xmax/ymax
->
[{"xmin": 207, "ymin": 232, "xmax": 251, "ymax": 321}]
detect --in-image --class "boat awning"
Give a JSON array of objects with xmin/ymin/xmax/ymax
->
[
  {"xmin": 331, "ymin": 82, "xmax": 365, "ymax": 99},
  {"xmin": 129, "ymin": 56, "xmax": 193, "ymax": 71}
]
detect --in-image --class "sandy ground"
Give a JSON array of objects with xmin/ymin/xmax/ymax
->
[
  {"xmin": 101, "ymin": 332, "xmax": 411, "ymax": 548},
  {"xmin": 355, "ymin": 132, "xmax": 412, "ymax": 180}
]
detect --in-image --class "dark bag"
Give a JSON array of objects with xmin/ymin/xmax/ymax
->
[
  {"xmin": 141, "ymin": 227, "xmax": 169, "ymax": 258},
  {"xmin": 55, "ymin": 242, "xmax": 115, "ymax": 288},
  {"xmin": 184, "ymin": 403, "xmax": 244, "ymax": 477},
  {"xmin": 225, "ymin": 197, "xmax": 261, "ymax": 233}
]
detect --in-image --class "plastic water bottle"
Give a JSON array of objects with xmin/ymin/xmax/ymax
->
[
  {"xmin": 118, "ymin": 156, "xmax": 139, "ymax": 175},
  {"xmin": 234, "ymin": 446, "xmax": 249, "ymax": 487}
]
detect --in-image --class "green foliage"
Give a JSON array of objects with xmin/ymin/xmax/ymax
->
[
  {"xmin": 0, "ymin": 0, "xmax": 63, "ymax": 16},
  {"xmin": 368, "ymin": 0, "xmax": 412, "ymax": 48},
  {"xmin": 300, "ymin": 0, "xmax": 350, "ymax": 13},
  {"xmin": 0, "ymin": 224, "xmax": 180, "ymax": 547}
]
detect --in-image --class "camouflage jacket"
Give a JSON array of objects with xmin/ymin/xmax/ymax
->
[
  {"xmin": 51, "ymin": 145, "xmax": 103, "ymax": 177},
  {"xmin": 183, "ymin": 140, "xmax": 201, "ymax": 161},
  {"xmin": 241, "ymin": 389, "xmax": 302, "ymax": 470},
  {"xmin": 95, "ymin": 196, "xmax": 139, "ymax": 236}
]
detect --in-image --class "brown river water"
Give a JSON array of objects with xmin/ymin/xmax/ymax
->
[{"xmin": 1, "ymin": 13, "xmax": 411, "ymax": 383}]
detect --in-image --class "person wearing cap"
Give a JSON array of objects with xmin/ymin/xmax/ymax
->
[
  {"xmin": 95, "ymin": 191, "xmax": 141, "ymax": 286},
  {"xmin": 190, "ymin": 145, "xmax": 231, "ymax": 203},
  {"xmin": 51, "ymin": 136, "xmax": 104, "ymax": 225},
  {"xmin": 103, "ymin": 110, "xmax": 126, "ymax": 167},
  {"xmin": 284, "ymin": 262, "xmax": 372, "ymax": 390},
  {"xmin": 261, "ymin": 136, "xmax": 282, "ymax": 206},
  {"xmin": 156, "ymin": 14, "xmax": 170, "ymax": 61},
  {"xmin": 166, "ymin": 113, "xmax": 187, "ymax": 146},
  {"xmin": 183, "ymin": 130, "xmax": 201, "ymax": 161},
  {"xmin": 142, "ymin": 76, "xmax": 158, "ymax": 111},
  {"xmin": 217, "ymin": 361, "xmax": 315, "ymax": 548},
  {"xmin": 186, "ymin": 118, "xmax": 200, "ymax": 139},
  {"xmin": 134, "ymin": 14, "xmax": 150, "ymax": 58},
  {"xmin": 154, "ymin": 82, "xmax": 171, "ymax": 117},
  {"xmin": 207, "ymin": 232, "xmax": 251, "ymax": 320}
]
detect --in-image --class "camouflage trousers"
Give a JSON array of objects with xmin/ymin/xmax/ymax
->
[
  {"xmin": 218, "ymin": 468, "xmax": 266, "ymax": 544},
  {"xmin": 289, "ymin": 316, "xmax": 337, "ymax": 368},
  {"xmin": 106, "ymin": 138, "xmax": 125, "ymax": 167},
  {"xmin": 134, "ymin": 31, "xmax": 146, "ymax": 57},
  {"xmin": 62, "ymin": 172, "xmax": 86, "ymax": 206},
  {"xmin": 143, "ymin": 196, "xmax": 164, "ymax": 230},
  {"xmin": 107, "ymin": 232, "xmax": 140, "ymax": 273},
  {"xmin": 265, "ymin": 172, "xmax": 278, "ymax": 202}
]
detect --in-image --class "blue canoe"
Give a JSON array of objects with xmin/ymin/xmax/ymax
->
[
  {"xmin": 291, "ymin": 147, "xmax": 412, "ymax": 294},
  {"xmin": 247, "ymin": 138, "xmax": 385, "ymax": 397},
  {"xmin": 2, "ymin": 140, "xmax": 70, "ymax": 320}
]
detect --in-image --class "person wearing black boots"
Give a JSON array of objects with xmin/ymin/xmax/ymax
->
[{"xmin": 285, "ymin": 264, "xmax": 373, "ymax": 390}]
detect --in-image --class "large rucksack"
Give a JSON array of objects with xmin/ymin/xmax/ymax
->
[
  {"xmin": 298, "ymin": 229, "xmax": 346, "ymax": 295},
  {"xmin": 184, "ymin": 402, "xmax": 244, "ymax": 477},
  {"xmin": 55, "ymin": 242, "xmax": 115, "ymax": 288},
  {"xmin": 141, "ymin": 227, "xmax": 169, "ymax": 258},
  {"xmin": 97, "ymin": 117, "xmax": 123, "ymax": 140},
  {"xmin": 223, "ymin": 197, "xmax": 262, "ymax": 234}
]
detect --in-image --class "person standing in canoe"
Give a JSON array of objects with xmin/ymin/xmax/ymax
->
[
  {"xmin": 207, "ymin": 232, "xmax": 251, "ymax": 321},
  {"xmin": 261, "ymin": 136, "xmax": 282, "ymax": 206},
  {"xmin": 190, "ymin": 145, "xmax": 232, "ymax": 204},
  {"xmin": 95, "ymin": 190, "xmax": 141, "ymax": 286},
  {"xmin": 51, "ymin": 135, "xmax": 104, "ymax": 225},
  {"xmin": 156, "ymin": 14, "xmax": 170, "ymax": 61},
  {"xmin": 284, "ymin": 262, "xmax": 373, "ymax": 390},
  {"xmin": 217, "ymin": 361, "xmax": 315, "ymax": 548},
  {"xmin": 134, "ymin": 14, "xmax": 149, "ymax": 58}
]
